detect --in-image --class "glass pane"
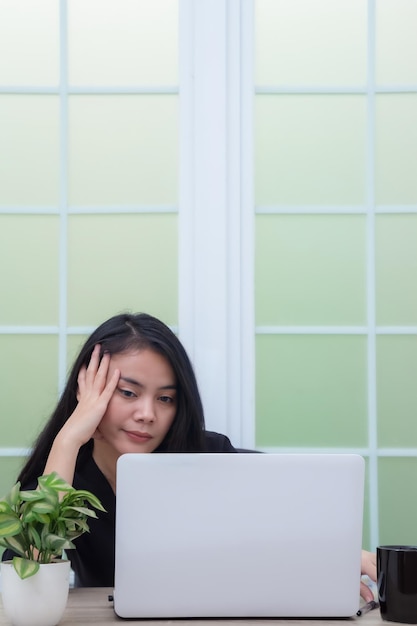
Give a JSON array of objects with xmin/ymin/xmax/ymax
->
[
  {"xmin": 0, "ymin": 457, "xmax": 27, "ymax": 500},
  {"xmin": 377, "ymin": 336, "xmax": 417, "ymax": 447},
  {"xmin": 0, "ymin": 215, "xmax": 60, "ymax": 325},
  {"xmin": 68, "ymin": 95, "xmax": 178, "ymax": 206},
  {"xmin": 376, "ymin": 95, "xmax": 417, "ymax": 206},
  {"xmin": 256, "ymin": 215, "xmax": 367, "ymax": 325},
  {"xmin": 375, "ymin": 215, "xmax": 417, "ymax": 325},
  {"xmin": 376, "ymin": 0, "xmax": 417, "ymax": 85},
  {"xmin": 0, "ymin": 335, "xmax": 58, "ymax": 447},
  {"xmin": 256, "ymin": 0, "xmax": 367, "ymax": 86},
  {"xmin": 67, "ymin": 214, "xmax": 178, "ymax": 327},
  {"xmin": 0, "ymin": 0, "xmax": 59, "ymax": 86},
  {"xmin": 255, "ymin": 335, "xmax": 368, "ymax": 447},
  {"xmin": 68, "ymin": 0, "xmax": 178, "ymax": 86},
  {"xmin": 378, "ymin": 458, "xmax": 417, "ymax": 544},
  {"xmin": 255, "ymin": 95, "xmax": 366, "ymax": 205},
  {"xmin": 67, "ymin": 334, "xmax": 89, "ymax": 375},
  {"xmin": 0, "ymin": 95, "xmax": 60, "ymax": 206}
]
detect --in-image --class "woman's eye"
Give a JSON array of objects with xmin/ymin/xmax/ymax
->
[
  {"xmin": 119, "ymin": 389, "xmax": 136, "ymax": 398},
  {"xmin": 159, "ymin": 395, "xmax": 174, "ymax": 404}
]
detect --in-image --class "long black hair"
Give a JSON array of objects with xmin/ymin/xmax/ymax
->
[{"xmin": 18, "ymin": 313, "xmax": 206, "ymax": 486}]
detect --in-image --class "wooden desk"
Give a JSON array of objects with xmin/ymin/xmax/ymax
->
[{"xmin": 0, "ymin": 588, "xmax": 384, "ymax": 625}]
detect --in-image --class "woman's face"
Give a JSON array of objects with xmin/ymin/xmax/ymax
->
[{"xmin": 94, "ymin": 348, "xmax": 177, "ymax": 458}]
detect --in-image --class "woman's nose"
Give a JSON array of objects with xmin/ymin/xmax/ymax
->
[{"xmin": 133, "ymin": 398, "xmax": 156, "ymax": 422}]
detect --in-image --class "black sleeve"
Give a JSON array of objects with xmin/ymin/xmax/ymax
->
[
  {"xmin": 203, "ymin": 431, "xmax": 238, "ymax": 452},
  {"xmin": 2, "ymin": 548, "xmax": 15, "ymax": 563}
]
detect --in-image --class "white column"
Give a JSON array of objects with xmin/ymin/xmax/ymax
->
[{"xmin": 179, "ymin": 0, "xmax": 254, "ymax": 446}]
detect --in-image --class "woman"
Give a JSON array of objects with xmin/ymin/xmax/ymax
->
[{"xmin": 3, "ymin": 312, "xmax": 376, "ymax": 597}]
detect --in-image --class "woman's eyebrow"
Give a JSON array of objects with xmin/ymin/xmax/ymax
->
[
  {"xmin": 120, "ymin": 376, "xmax": 142, "ymax": 387},
  {"xmin": 119, "ymin": 376, "xmax": 177, "ymax": 390}
]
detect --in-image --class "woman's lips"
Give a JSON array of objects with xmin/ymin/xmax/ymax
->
[{"xmin": 125, "ymin": 430, "xmax": 152, "ymax": 443}]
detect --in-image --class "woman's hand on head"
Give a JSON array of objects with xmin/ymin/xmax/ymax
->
[
  {"xmin": 44, "ymin": 345, "xmax": 120, "ymax": 484},
  {"xmin": 360, "ymin": 549, "xmax": 377, "ymax": 602},
  {"xmin": 61, "ymin": 344, "xmax": 120, "ymax": 448}
]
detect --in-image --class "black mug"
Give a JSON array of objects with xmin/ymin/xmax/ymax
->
[{"xmin": 377, "ymin": 546, "xmax": 417, "ymax": 623}]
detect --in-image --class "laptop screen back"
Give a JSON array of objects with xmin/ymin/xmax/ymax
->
[{"xmin": 114, "ymin": 452, "xmax": 365, "ymax": 618}]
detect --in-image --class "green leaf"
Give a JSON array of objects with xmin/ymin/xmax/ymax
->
[
  {"xmin": 68, "ymin": 518, "xmax": 90, "ymax": 532},
  {"xmin": 64, "ymin": 506, "xmax": 98, "ymax": 518},
  {"xmin": 0, "ymin": 537, "xmax": 11, "ymax": 549},
  {"xmin": 64, "ymin": 490, "xmax": 106, "ymax": 512},
  {"xmin": 7, "ymin": 482, "xmax": 21, "ymax": 507},
  {"xmin": 66, "ymin": 528, "xmax": 88, "ymax": 540},
  {"xmin": 0, "ymin": 473, "xmax": 105, "ymax": 564},
  {"xmin": 30, "ymin": 500, "xmax": 57, "ymax": 515},
  {"xmin": 19, "ymin": 490, "xmax": 46, "ymax": 503},
  {"xmin": 2, "ymin": 535, "xmax": 27, "ymax": 558},
  {"xmin": 38, "ymin": 473, "xmax": 73, "ymax": 493},
  {"xmin": 82, "ymin": 493, "xmax": 106, "ymax": 512},
  {"xmin": 28, "ymin": 526, "xmax": 42, "ymax": 551},
  {"xmin": 43, "ymin": 534, "xmax": 74, "ymax": 552},
  {"xmin": 0, "ymin": 513, "xmax": 22, "ymax": 537},
  {"xmin": 66, "ymin": 530, "xmax": 84, "ymax": 541},
  {"xmin": 13, "ymin": 557, "xmax": 40, "ymax": 580},
  {"xmin": 0, "ymin": 501, "xmax": 14, "ymax": 514},
  {"xmin": 21, "ymin": 509, "xmax": 50, "ymax": 525}
]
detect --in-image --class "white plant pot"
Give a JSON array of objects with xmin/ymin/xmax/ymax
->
[{"xmin": 1, "ymin": 560, "xmax": 70, "ymax": 626}]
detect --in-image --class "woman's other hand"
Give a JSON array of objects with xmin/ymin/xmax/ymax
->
[{"xmin": 360, "ymin": 549, "xmax": 377, "ymax": 602}]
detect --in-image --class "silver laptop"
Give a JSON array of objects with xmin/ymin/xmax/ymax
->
[{"xmin": 113, "ymin": 453, "xmax": 365, "ymax": 619}]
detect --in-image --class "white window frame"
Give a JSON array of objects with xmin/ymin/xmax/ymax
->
[{"xmin": 179, "ymin": 0, "xmax": 255, "ymax": 447}]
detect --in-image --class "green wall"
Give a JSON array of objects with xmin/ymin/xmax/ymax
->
[
  {"xmin": 254, "ymin": 0, "xmax": 417, "ymax": 549},
  {"xmin": 0, "ymin": 0, "xmax": 179, "ymax": 508}
]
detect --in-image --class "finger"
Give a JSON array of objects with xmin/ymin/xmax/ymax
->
[
  {"xmin": 77, "ymin": 365, "xmax": 87, "ymax": 397},
  {"xmin": 96, "ymin": 350, "xmax": 112, "ymax": 377},
  {"xmin": 101, "ymin": 368, "xmax": 120, "ymax": 401},
  {"xmin": 85, "ymin": 348, "xmax": 111, "ymax": 393},
  {"xmin": 87, "ymin": 354, "xmax": 112, "ymax": 396},
  {"xmin": 360, "ymin": 581, "xmax": 375, "ymax": 603},
  {"xmin": 361, "ymin": 550, "xmax": 377, "ymax": 580},
  {"xmin": 85, "ymin": 369, "xmax": 119, "ymax": 417},
  {"xmin": 85, "ymin": 344, "xmax": 102, "ymax": 381}
]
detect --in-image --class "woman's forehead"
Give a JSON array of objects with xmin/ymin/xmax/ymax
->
[{"xmin": 109, "ymin": 349, "xmax": 176, "ymax": 381}]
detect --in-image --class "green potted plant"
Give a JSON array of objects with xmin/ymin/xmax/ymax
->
[{"xmin": 0, "ymin": 471, "xmax": 105, "ymax": 626}]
